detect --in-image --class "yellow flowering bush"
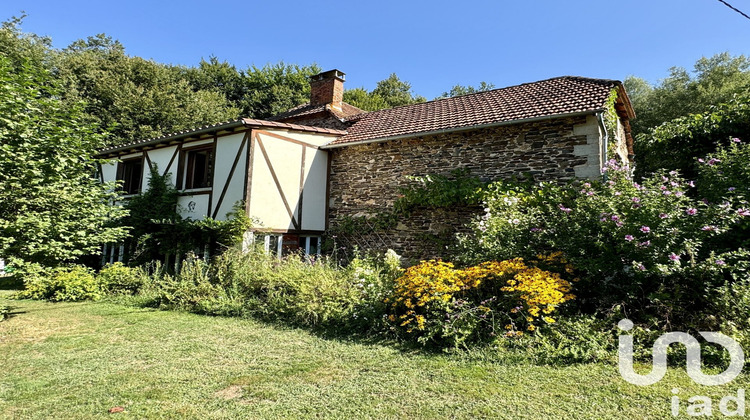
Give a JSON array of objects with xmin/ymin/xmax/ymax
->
[{"xmin": 387, "ymin": 256, "xmax": 575, "ymax": 346}]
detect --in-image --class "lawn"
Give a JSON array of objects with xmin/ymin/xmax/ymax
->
[{"xmin": 1, "ymin": 291, "xmax": 746, "ymax": 419}]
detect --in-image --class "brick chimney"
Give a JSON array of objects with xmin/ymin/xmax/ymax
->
[{"xmin": 310, "ymin": 69, "xmax": 345, "ymax": 111}]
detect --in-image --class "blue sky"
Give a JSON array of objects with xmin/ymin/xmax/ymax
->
[{"xmin": 3, "ymin": 1, "xmax": 750, "ymax": 99}]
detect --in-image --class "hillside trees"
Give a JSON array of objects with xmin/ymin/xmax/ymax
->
[
  {"xmin": 625, "ymin": 53, "xmax": 750, "ymax": 137},
  {"xmin": 344, "ymin": 73, "xmax": 426, "ymax": 111},
  {"xmin": 0, "ymin": 55, "xmax": 127, "ymax": 267}
]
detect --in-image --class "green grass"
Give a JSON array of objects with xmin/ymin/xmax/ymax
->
[{"xmin": 1, "ymin": 291, "xmax": 747, "ymax": 419}]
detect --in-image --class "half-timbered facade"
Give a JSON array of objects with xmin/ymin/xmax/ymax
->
[
  {"xmin": 97, "ymin": 120, "xmax": 343, "ymax": 261},
  {"xmin": 98, "ymin": 69, "xmax": 636, "ymax": 261}
]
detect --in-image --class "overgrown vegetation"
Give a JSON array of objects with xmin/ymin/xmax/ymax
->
[
  {"xmin": 0, "ymin": 53, "xmax": 127, "ymax": 270},
  {"xmin": 120, "ymin": 168, "xmax": 252, "ymax": 265}
]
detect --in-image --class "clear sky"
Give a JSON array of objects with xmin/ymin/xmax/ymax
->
[{"xmin": 3, "ymin": 0, "xmax": 750, "ymax": 99}]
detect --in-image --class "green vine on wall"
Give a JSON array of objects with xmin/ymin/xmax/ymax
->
[
  {"xmin": 394, "ymin": 168, "xmax": 485, "ymax": 213},
  {"xmin": 604, "ymin": 88, "xmax": 620, "ymax": 160},
  {"xmin": 329, "ymin": 169, "xmax": 486, "ymax": 238}
]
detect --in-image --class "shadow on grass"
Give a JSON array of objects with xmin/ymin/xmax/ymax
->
[{"xmin": 0, "ymin": 276, "xmax": 22, "ymax": 290}]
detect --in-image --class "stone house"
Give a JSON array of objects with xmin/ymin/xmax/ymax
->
[{"xmin": 97, "ymin": 69, "xmax": 635, "ymax": 262}]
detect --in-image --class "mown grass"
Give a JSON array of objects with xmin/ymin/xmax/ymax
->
[{"xmin": 1, "ymin": 291, "xmax": 747, "ymax": 419}]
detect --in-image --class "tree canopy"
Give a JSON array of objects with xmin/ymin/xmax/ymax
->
[
  {"xmin": 0, "ymin": 55, "xmax": 127, "ymax": 267},
  {"xmin": 344, "ymin": 73, "xmax": 426, "ymax": 111},
  {"xmin": 625, "ymin": 52, "xmax": 750, "ymax": 137}
]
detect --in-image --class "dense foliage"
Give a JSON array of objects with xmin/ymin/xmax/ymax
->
[
  {"xmin": 0, "ymin": 17, "xmax": 430, "ymax": 145},
  {"xmin": 456, "ymin": 151, "xmax": 749, "ymax": 326},
  {"xmin": 0, "ymin": 55, "xmax": 127, "ymax": 268},
  {"xmin": 16, "ymin": 264, "xmax": 101, "ymax": 302},
  {"xmin": 120, "ymin": 168, "xmax": 252, "ymax": 265},
  {"xmin": 635, "ymin": 96, "xmax": 750, "ymax": 178},
  {"xmin": 343, "ymin": 73, "xmax": 426, "ymax": 111},
  {"xmin": 624, "ymin": 52, "xmax": 750, "ymax": 137}
]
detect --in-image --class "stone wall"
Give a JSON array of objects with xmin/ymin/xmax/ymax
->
[{"xmin": 326, "ymin": 114, "xmax": 602, "ymax": 261}]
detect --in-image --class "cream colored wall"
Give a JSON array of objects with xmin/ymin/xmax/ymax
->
[
  {"xmin": 144, "ymin": 146, "xmax": 178, "ymax": 184},
  {"xmin": 100, "ymin": 128, "xmax": 331, "ymax": 230},
  {"xmin": 572, "ymin": 114, "xmax": 605, "ymax": 179},
  {"xmin": 211, "ymin": 132, "xmax": 247, "ymax": 220},
  {"xmin": 301, "ymin": 149, "xmax": 328, "ymax": 231},
  {"xmin": 248, "ymin": 130, "xmax": 329, "ymax": 231},
  {"xmin": 178, "ymin": 194, "xmax": 210, "ymax": 219},
  {"xmin": 264, "ymin": 129, "xmax": 338, "ymax": 147}
]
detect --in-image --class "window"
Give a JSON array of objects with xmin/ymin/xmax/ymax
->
[
  {"xmin": 254, "ymin": 233, "xmax": 282, "ymax": 257},
  {"xmin": 184, "ymin": 147, "xmax": 214, "ymax": 189},
  {"xmin": 116, "ymin": 158, "xmax": 143, "ymax": 195},
  {"xmin": 298, "ymin": 236, "xmax": 321, "ymax": 257}
]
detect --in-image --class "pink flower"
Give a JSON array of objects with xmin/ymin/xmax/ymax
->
[
  {"xmin": 701, "ymin": 225, "xmax": 717, "ymax": 232},
  {"xmin": 615, "ymin": 221, "xmax": 624, "ymax": 227},
  {"xmin": 707, "ymin": 158, "xmax": 721, "ymax": 165},
  {"xmin": 686, "ymin": 208, "xmax": 697, "ymax": 216},
  {"xmin": 738, "ymin": 209, "xmax": 750, "ymax": 217},
  {"xmin": 732, "ymin": 137, "xmax": 741, "ymax": 143},
  {"xmin": 640, "ymin": 226, "xmax": 651, "ymax": 233},
  {"xmin": 638, "ymin": 241, "xmax": 651, "ymax": 248},
  {"xmin": 688, "ymin": 181, "xmax": 696, "ymax": 188},
  {"xmin": 716, "ymin": 259, "xmax": 726, "ymax": 265},
  {"xmin": 625, "ymin": 235, "xmax": 634, "ymax": 242},
  {"xmin": 637, "ymin": 264, "xmax": 646, "ymax": 271},
  {"xmin": 632, "ymin": 197, "xmax": 641, "ymax": 203},
  {"xmin": 669, "ymin": 253, "xmax": 680, "ymax": 261},
  {"xmin": 611, "ymin": 215, "xmax": 620, "ymax": 221},
  {"xmin": 659, "ymin": 213, "xmax": 668, "ymax": 219},
  {"xmin": 558, "ymin": 204, "xmax": 572, "ymax": 214}
]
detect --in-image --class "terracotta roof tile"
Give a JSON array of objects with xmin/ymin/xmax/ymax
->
[{"xmin": 327, "ymin": 76, "xmax": 623, "ymax": 146}]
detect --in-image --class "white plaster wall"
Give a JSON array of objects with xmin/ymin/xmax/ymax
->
[
  {"xmin": 573, "ymin": 114, "xmax": 604, "ymax": 179},
  {"xmin": 178, "ymin": 194, "xmax": 210, "ymax": 220},
  {"xmin": 212, "ymin": 133, "xmax": 247, "ymax": 220},
  {"xmin": 248, "ymin": 131, "xmax": 329, "ymax": 231},
  {"xmin": 100, "ymin": 160, "xmax": 118, "ymax": 185},
  {"xmin": 264, "ymin": 129, "xmax": 338, "ymax": 147},
  {"xmin": 144, "ymin": 146, "xmax": 178, "ymax": 186},
  {"xmin": 301, "ymin": 148, "xmax": 328, "ymax": 231}
]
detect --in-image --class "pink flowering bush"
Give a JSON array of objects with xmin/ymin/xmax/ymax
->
[
  {"xmin": 697, "ymin": 139, "xmax": 750, "ymax": 250},
  {"xmin": 457, "ymin": 157, "xmax": 746, "ymax": 322}
]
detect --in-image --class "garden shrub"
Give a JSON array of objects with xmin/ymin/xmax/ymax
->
[
  {"xmin": 16, "ymin": 264, "xmax": 102, "ymax": 302},
  {"xmin": 697, "ymin": 139, "xmax": 750, "ymax": 250},
  {"xmin": 456, "ymin": 159, "xmax": 746, "ymax": 324},
  {"xmin": 212, "ymin": 248, "xmax": 362, "ymax": 327},
  {"xmin": 495, "ymin": 315, "xmax": 616, "ymax": 365},
  {"xmin": 97, "ymin": 262, "xmax": 145, "ymax": 294},
  {"xmin": 386, "ymin": 257, "xmax": 575, "ymax": 347}
]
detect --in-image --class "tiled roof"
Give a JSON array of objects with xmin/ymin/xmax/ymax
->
[
  {"xmin": 269, "ymin": 102, "xmax": 365, "ymax": 121},
  {"xmin": 97, "ymin": 118, "xmax": 346, "ymax": 156},
  {"xmin": 326, "ymin": 76, "xmax": 627, "ymax": 146}
]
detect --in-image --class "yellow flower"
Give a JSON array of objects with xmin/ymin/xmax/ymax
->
[{"xmin": 527, "ymin": 325, "xmax": 536, "ymax": 331}]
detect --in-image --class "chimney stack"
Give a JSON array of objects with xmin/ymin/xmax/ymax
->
[{"xmin": 310, "ymin": 69, "xmax": 345, "ymax": 111}]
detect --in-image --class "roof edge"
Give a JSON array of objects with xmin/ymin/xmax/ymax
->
[
  {"xmin": 96, "ymin": 119, "xmax": 347, "ymax": 157},
  {"xmin": 321, "ymin": 110, "xmax": 601, "ymax": 149}
]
